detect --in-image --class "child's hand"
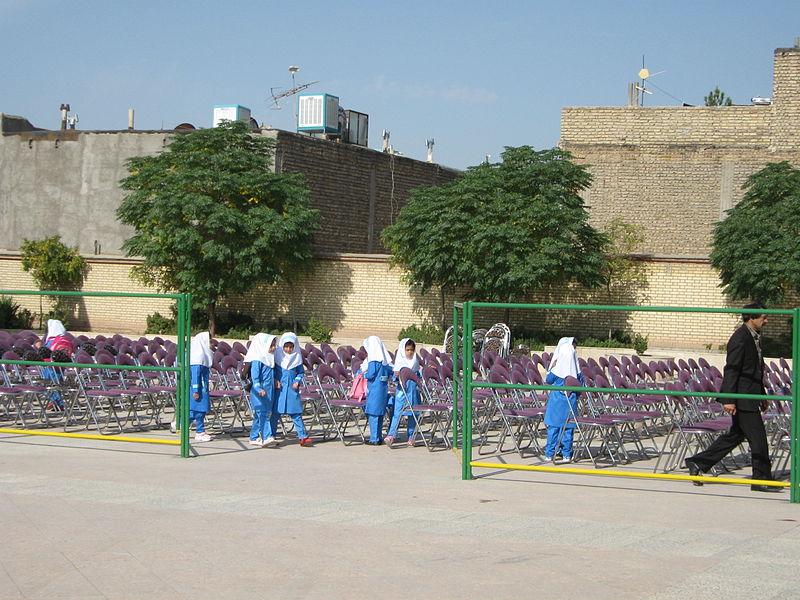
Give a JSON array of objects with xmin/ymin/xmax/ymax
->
[
  {"xmin": 292, "ymin": 382, "xmax": 299, "ymax": 390},
  {"xmin": 259, "ymin": 390, "xmax": 266, "ymax": 397},
  {"xmin": 275, "ymin": 381, "xmax": 281, "ymax": 389},
  {"xmin": 193, "ymin": 392, "xmax": 199, "ymax": 400}
]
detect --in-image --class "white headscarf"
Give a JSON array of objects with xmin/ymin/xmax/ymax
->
[
  {"xmin": 244, "ymin": 333, "xmax": 277, "ymax": 367},
  {"xmin": 364, "ymin": 336, "xmax": 392, "ymax": 367},
  {"xmin": 393, "ymin": 338, "xmax": 419, "ymax": 372},
  {"xmin": 190, "ymin": 331, "xmax": 214, "ymax": 367},
  {"xmin": 548, "ymin": 336, "xmax": 579, "ymax": 379},
  {"xmin": 45, "ymin": 319, "xmax": 67, "ymax": 341},
  {"xmin": 276, "ymin": 332, "xmax": 302, "ymax": 369}
]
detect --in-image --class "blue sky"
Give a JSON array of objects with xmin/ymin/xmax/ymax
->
[{"xmin": 2, "ymin": 1, "xmax": 798, "ymax": 169}]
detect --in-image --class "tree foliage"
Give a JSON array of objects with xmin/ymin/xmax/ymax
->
[
  {"xmin": 704, "ymin": 86, "xmax": 733, "ymax": 106},
  {"xmin": 20, "ymin": 235, "xmax": 88, "ymax": 328},
  {"xmin": 602, "ymin": 217, "xmax": 647, "ymax": 297},
  {"xmin": 117, "ymin": 120, "xmax": 319, "ymax": 334},
  {"xmin": 20, "ymin": 235, "xmax": 87, "ymax": 291},
  {"xmin": 382, "ymin": 146, "xmax": 607, "ymax": 307},
  {"xmin": 710, "ymin": 161, "xmax": 800, "ymax": 304}
]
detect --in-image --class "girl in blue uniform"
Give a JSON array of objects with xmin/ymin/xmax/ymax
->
[
  {"xmin": 273, "ymin": 332, "xmax": 313, "ymax": 447},
  {"xmin": 543, "ymin": 336, "xmax": 584, "ymax": 462},
  {"xmin": 244, "ymin": 333, "xmax": 279, "ymax": 447},
  {"xmin": 361, "ymin": 335, "xmax": 393, "ymax": 445},
  {"xmin": 385, "ymin": 338, "xmax": 420, "ymax": 447},
  {"xmin": 189, "ymin": 331, "xmax": 215, "ymax": 442}
]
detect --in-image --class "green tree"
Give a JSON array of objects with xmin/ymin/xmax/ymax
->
[
  {"xmin": 711, "ymin": 161, "xmax": 800, "ymax": 304},
  {"xmin": 20, "ymin": 235, "xmax": 88, "ymax": 328},
  {"xmin": 382, "ymin": 146, "xmax": 607, "ymax": 325},
  {"xmin": 601, "ymin": 218, "xmax": 647, "ymax": 339},
  {"xmin": 117, "ymin": 120, "xmax": 319, "ymax": 335},
  {"xmin": 704, "ymin": 86, "xmax": 733, "ymax": 106}
]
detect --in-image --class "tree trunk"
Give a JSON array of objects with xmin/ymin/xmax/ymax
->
[
  {"xmin": 440, "ymin": 286, "xmax": 447, "ymax": 332},
  {"xmin": 207, "ymin": 301, "xmax": 217, "ymax": 338},
  {"xmin": 607, "ymin": 283, "xmax": 613, "ymax": 340},
  {"xmin": 289, "ymin": 281, "xmax": 298, "ymax": 332}
]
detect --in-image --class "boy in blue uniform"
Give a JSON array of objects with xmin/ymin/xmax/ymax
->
[{"xmin": 273, "ymin": 332, "xmax": 313, "ymax": 447}]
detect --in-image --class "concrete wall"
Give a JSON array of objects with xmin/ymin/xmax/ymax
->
[
  {"xmin": 0, "ymin": 127, "xmax": 458, "ymax": 257},
  {"xmin": 560, "ymin": 46, "xmax": 800, "ymax": 258}
]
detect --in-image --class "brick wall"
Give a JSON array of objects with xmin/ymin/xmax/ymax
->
[
  {"xmin": 271, "ymin": 130, "xmax": 459, "ymax": 253},
  {"xmin": 4, "ymin": 252, "xmax": 782, "ymax": 350},
  {"xmin": 560, "ymin": 46, "xmax": 800, "ymax": 258}
]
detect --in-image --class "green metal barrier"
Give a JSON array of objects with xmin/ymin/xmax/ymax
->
[
  {"xmin": 453, "ymin": 302, "xmax": 799, "ymax": 503},
  {"xmin": 0, "ymin": 290, "xmax": 192, "ymax": 457}
]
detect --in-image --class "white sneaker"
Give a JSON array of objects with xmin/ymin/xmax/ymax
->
[
  {"xmin": 263, "ymin": 437, "xmax": 278, "ymax": 447},
  {"xmin": 194, "ymin": 432, "xmax": 212, "ymax": 442},
  {"xmin": 561, "ymin": 456, "xmax": 572, "ymax": 463},
  {"xmin": 249, "ymin": 438, "xmax": 263, "ymax": 447},
  {"xmin": 543, "ymin": 455, "xmax": 553, "ymax": 462},
  {"xmin": 170, "ymin": 421, "xmax": 177, "ymax": 433}
]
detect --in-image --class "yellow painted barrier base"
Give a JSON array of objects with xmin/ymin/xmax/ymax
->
[
  {"xmin": 0, "ymin": 428, "xmax": 180, "ymax": 446},
  {"xmin": 470, "ymin": 461, "xmax": 789, "ymax": 487}
]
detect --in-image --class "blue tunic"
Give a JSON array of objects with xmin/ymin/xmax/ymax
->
[
  {"xmin": 249, "ymin": 360, "xmax": 277, "ymax": 412},
  {"xmin": 275, "ymin": 364, "xmax": 304, "ymax": 415},
  {"xmin": 364, "ymin": 361, "xmax": 393, "ymax": 416},
  {"xmin": 543, "ymin": 371, "xmax": 583, "ymax": 429},
  {"xmin": 190, "ymin": 364, "xmax": 211, "ymax": 413}
]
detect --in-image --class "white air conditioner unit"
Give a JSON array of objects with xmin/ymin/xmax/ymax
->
[{"xmin": 297, "ymin": 94, "xmax": 339, "ymax": 133}]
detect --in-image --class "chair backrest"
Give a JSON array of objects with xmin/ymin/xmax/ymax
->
[
  {"xmin": 217, "ymin": 341, "xmax": 232, "ymax": 355},
  {"xmin": 398, "ymin": 366, "xmax": 422, "ymax": 387},
  {"xmin": 220, "ymin": 354, "xmax": 239, "ymax": 374},
  {"xmin": 138, "ymin": 352, "xmax": 159, "ymax": 368},
  {"xmin": 232, "ymin": 341, "xmax": 248, "ymax": 355},
  {"xmin": 510, "ymin": 369, "xmax": 529, "ymax": 386},
  {"xmin": 423, "ymin": 366, "xmax": 442, "ymax": 385},
  {"xmin": 117, "ymin": 353, "xmax": 136, "ymax": 366},
  {"xmin": 687, "ymin": 358, "xmax": 699, "ymax": 371},
  {"xmin": 316, "ymin": 363, "xmax": 339, "ymax": 383}
]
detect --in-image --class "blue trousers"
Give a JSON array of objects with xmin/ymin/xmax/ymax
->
[
  {"xmin": 190, "ymin": 410, "xmax": 206, "ymax": 434},
  {"xmin": 545, "ymin": 425, "xmax": 574, "ymax": 458},
  {"xmin": 387, "ymin": 406, "xmax": 417, "ymax": 440},
  {"xmin": 271, "ymin": 413, "xmax": 307, "ymax": 439},
  {"xmin": 367, "ymin": 415, "xmax": 384, "ymax": 443},
  {"xmin": 250, "ymin": 411, "xmax": 273, "ymax": 441}
]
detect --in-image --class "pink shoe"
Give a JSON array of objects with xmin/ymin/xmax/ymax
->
[
  {"xmin": 407, "ymin": 438, "xmax": 416, "ymax": 447},
  {"xmin": 384, "ymin": 436, "xmax": 394, "ymax": 447}
]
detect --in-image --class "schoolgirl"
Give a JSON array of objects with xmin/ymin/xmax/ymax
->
[
  {"xmin": 361, "ymin": 335, "xmax": 394, "ymax": 445},
  {"xmin": 543, "ymin": 336, "xmax": 584, "ymax": 462},
  {"xmin": 384, "ymin": 338, "xmax": 420, "ymax": 447},
  {"xmin": 273, "ymin": 332, "xmax": 313, "ymax": 447},
  {"xmin": 243, "ymin": 333, "xmax": 279, "ymax": 447},
  {"xmin": 189, "ymin": 331, "xmax": 215, "ymax": 442}
]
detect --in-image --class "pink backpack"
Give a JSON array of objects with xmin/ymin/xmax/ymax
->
[{"xmin": 348, "ymin": 373, "xmax": 367, "ymax": 400}]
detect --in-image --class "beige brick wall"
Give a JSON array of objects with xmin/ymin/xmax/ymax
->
[
  {"xmin": 3, "ymin": 252, "xmax": 786, "ymax": 350},
  {"xmin": 560, "ymin": 46, "xmax": 800, "ymax": 258}
]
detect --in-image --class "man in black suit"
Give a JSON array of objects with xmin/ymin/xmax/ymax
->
[{"xmin": 685, "ymin": 302, "xmax": 781, "ymax": 493}]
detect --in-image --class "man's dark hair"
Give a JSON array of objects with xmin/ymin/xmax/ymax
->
[{"xmin": 742, "ymin": 301, "xmax": 767, "ymax": 322}]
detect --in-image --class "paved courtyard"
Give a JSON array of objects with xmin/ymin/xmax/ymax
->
[{"xmin": 0, "ymin": 431, "xmax": 797, "ymax": 600}]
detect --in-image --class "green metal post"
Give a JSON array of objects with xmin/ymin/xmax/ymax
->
[
  {"xmin": 452, "ymin": 303, "xmax": 460, "ymax": 448},
  {"xmin": 461, "ymin": 302, "xmax": 474, "ymax": 480},
  {"xmin": 183, "ymin": 293, "xmax": 192, "ymax": 457},
  {"xmin": 791, "ymin": 308, "xmax": 799, "ymax": 503}
]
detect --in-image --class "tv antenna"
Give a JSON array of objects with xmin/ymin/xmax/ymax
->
[
  {"xmin": 633, "ymin": 56, "xmax": 665, "ymax": 106},
  {"xmin": 268, "ymin": 65, "xmax": 318, "ymax": 110}
]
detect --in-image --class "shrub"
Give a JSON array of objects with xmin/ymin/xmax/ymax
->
[
  {"xmin": 398, "ymin": 323, "xmax": 445, "ymax": 345},
  {"xmin": 146, "ymin": 312, "xmax": 176, "ymax": 335},
  {"xmin": 225, "ymin": 325, "xmax": 256, "ymax": 340},
  {"xmin": 631, "ymin": 333, "xmax": 649, "ymax": 355},
  {"xmin": 304, "ymin": 316, "xmax": 333, "ymax": 343},
  {"xmin": 45, "ymin": 298, "xmax": 74, "ymax": 329},
  {"xmin": 0, "ymin": 296, "xmax": 35, "ymax": 329}
]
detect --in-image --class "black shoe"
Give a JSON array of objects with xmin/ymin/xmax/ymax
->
[
  {"xmin": 751, "ymin": 484, "xmax": 783, "ymax": 493},
  {"xmin": 685, "ymin": 459, "xmax": 704, "ymax": 486},
  {"xmin": 365, "ymin": 440, "xmax": 380, "ymax": 446}
]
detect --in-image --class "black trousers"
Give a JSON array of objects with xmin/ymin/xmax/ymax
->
[{"xmin": 689, "ymin": 409, "xmax": 772, "ymax": 480}]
